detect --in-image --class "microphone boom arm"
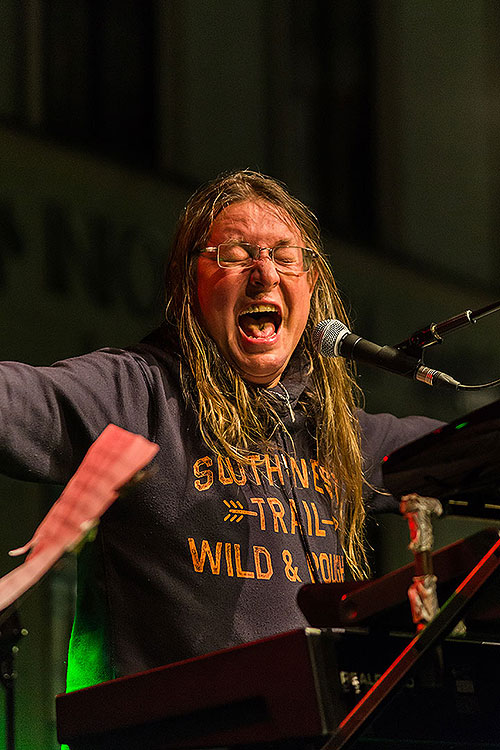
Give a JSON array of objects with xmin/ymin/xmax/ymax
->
[{"xmin": 394, "ymin": 300, "xmax": 500, "ymax": 358}]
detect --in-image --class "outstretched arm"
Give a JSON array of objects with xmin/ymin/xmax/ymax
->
[{"xmin": 0, "ymin": 348, "xmax": 154, "ymax": 485}]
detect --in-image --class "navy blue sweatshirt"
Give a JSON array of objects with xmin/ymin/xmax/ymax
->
[{"xmin": 0, "ymin": 328, "xmax": 441, "ymax": 690}]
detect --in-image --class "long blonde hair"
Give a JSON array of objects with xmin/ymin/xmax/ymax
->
[{"xmin": 164, "ymin": 170, "xmax": 367, "ymax": 578}]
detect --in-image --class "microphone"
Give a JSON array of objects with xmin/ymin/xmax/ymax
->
[{"xmin": 313, "ymin": 319, "xmax": 460, "ymax": 390}]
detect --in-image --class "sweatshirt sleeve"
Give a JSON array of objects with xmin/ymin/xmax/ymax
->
[
  {"xmin": 358, "ymin": 410, "xmax": 445, "ymax": 513},
  {"xmin": 0, "ymin": 348, "xmax": 155, "ymax": 485}
]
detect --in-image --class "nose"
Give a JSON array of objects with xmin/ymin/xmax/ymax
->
[{"xmin": 247, "ymin": 253, "xmax": 280, "ymax": 290}]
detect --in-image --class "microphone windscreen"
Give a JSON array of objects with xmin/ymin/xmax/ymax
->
[{"xmin": 312, "ymin": 319, "xmax": 351, "ymax": 357}]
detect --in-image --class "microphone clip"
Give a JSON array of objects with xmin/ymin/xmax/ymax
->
[{"xmin": 395, "ymin": 300, "xmax": 500, "ymax": 359}]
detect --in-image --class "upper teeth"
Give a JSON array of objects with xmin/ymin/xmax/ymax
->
[{"xmin": 240, "ymin": 304, "xmax": 279, "ymax": 315}]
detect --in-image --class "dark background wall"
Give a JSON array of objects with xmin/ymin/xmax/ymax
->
[{"xmin": 0, "ymin": 2, "xmax": 499, "ymax": 747}]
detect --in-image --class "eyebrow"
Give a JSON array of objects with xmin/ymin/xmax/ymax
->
[
  {"xmin": 225, "ymin": 237, "xmax": 297, "ymax": 246},
  {"xmin": 273, "ymin": 239, "xmax": 296, "ymax": 247}
]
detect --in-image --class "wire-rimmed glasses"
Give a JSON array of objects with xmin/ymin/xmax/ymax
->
[{"xmin": 199, "ymin": 241, "xmax": 317, "ymax": 274}]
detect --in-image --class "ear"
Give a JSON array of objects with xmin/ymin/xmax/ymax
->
[{"xmin": 307, "ymin": 267, "xmax": 319, "ymax": 295}]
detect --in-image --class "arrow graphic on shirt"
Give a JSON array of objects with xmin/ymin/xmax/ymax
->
[{"xmin": 223, "ymin": 500, "xmax": 258, "ymax": 523}]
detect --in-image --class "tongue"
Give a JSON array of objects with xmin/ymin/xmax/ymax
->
[{"xmin": 240, "ymin": 314, "xmax": 276, "ymax": 339}]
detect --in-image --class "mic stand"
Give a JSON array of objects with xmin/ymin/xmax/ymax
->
[
  {"xmin": 0, "ymin": 427, "xmax": 157, "ymax": 750},
  {"xmin": 0, "ymin": 610, "xmax": 26, "ymax": 750},
  {"xmin": 395, "ymin": 299, "xmax": 500, "ymax": 359},
  {"xmin": 400, "ymin": 493, "xmax": 443, "ymax": 630},
  {"xmin": 319, "ymin": 531, "xmax": 500, "ymax": 750}
]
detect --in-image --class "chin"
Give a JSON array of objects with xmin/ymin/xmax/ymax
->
[{"xmin": 235, "ymin": 355, "xmax": 289, "ymax": 386}]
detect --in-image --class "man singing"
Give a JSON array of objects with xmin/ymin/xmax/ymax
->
[{"xmin": 0, "ymin": 170, "xmax": 439, "ymax": 691}]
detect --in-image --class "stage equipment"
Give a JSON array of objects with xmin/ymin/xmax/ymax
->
[
  {"xmin": 56, "ymin": 529, "xmax": 500, "ymax": 749},
  {"xmin": 313, "ymin": 298, "xmax": 500, "ymax": 390},
  {"xmin": 0, "ymin": 425, "xmax": 158, "ymax": 750},
  {"xmin": 57, "ymin": 399, "xmax": 500, "ymax": 749}
]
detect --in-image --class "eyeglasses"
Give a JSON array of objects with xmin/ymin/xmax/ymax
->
[{"xmin": 199, "ymin": 241, "xmax": 317, "ymax": 274}]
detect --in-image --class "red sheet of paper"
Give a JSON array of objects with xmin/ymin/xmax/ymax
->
[{"xmin": 0, "ymin": 424, "xmax": 158, "ymax": 612}]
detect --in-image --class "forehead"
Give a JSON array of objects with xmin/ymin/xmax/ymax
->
[{"xmin": 208, "ymin": 200, "xmax": 301, "ymax": 242}]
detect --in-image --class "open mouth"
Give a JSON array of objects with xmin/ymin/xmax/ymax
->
[{"xmin": 238, "ymin": 304, "xmax": 282, "ymax": 339}]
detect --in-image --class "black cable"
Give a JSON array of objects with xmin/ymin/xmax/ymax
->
[
  {"xmin": 457, "ymin": 378, "xmax": 500, "ymax": 391},
  {"xmin": 288, "ymin": 472, "xmax": 322, "ymax": 585},
  {"xmin": 276, "ymin": 425, "xmax": 322, "ymax": 585}
]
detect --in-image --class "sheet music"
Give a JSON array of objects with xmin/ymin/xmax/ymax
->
[{"xmin": 0, "ymin": 424, "xmax": 159, "ymax": 612}]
